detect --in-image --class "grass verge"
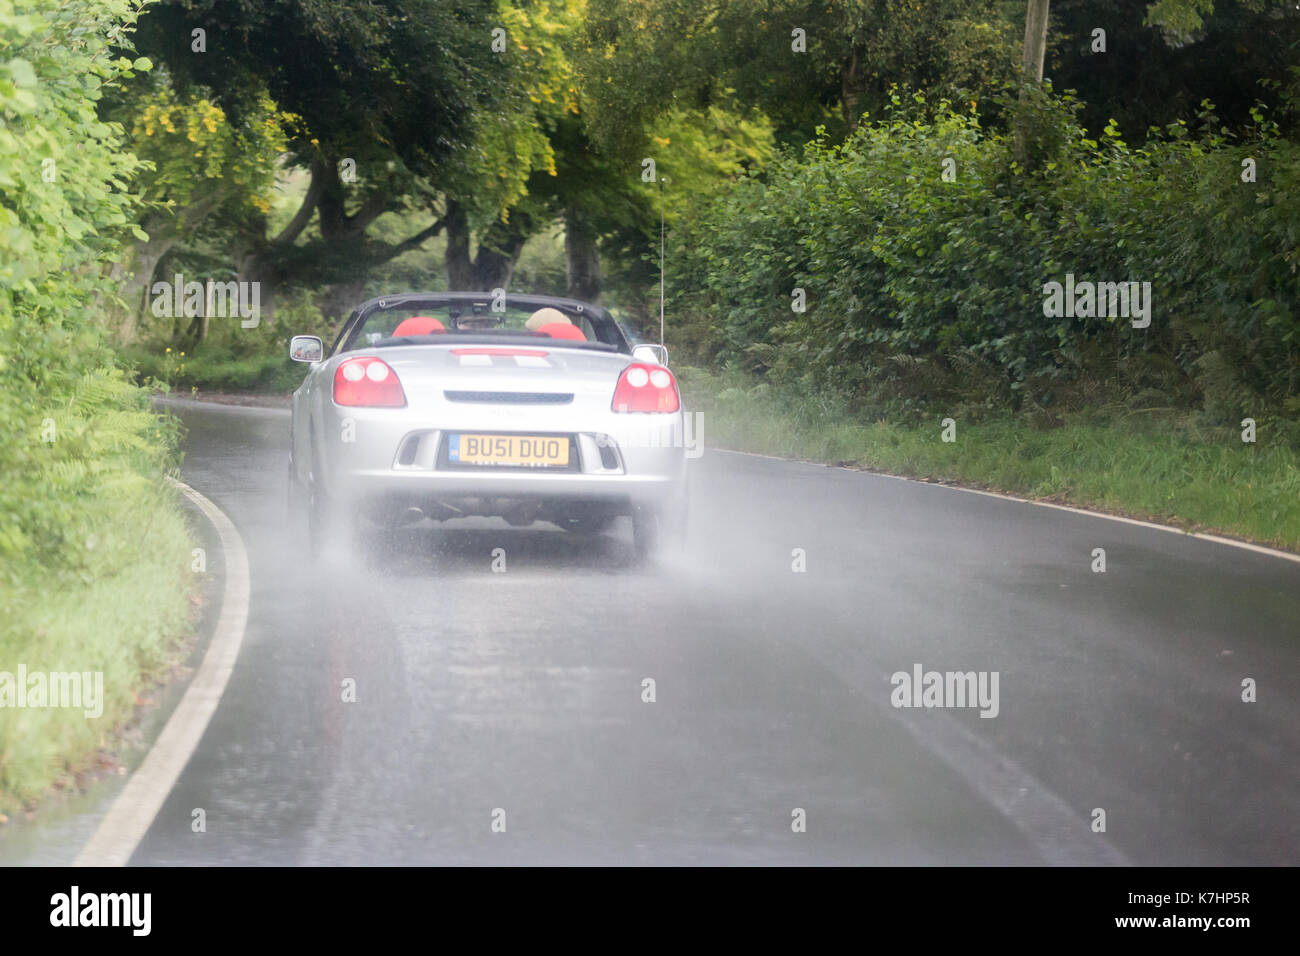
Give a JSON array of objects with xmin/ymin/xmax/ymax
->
[
  {"xmin": 120, "ymin": 344, "xmax": 304, "ymax": 395},
  {"xmin": 679, "ymin": 367, "xmax": 1300, "ymax": 554},
  {"xmin": 0, "ymin": 372, "xmax": 194, "ymax": 814}
]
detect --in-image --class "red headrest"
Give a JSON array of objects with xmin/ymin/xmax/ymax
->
[
  {"xmin": 393, "ymin": 315, "xmax": 445, "ymax": 336},
  {"xmin": 538, "ymin": 322, "xmax": 585, "ymax": 341}
]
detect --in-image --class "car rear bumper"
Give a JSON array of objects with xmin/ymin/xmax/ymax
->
[
  {"xmin": 310, "ymin": 407, "xmax": 687, "ymax": 513},
  {"xmin": 336, "ymin": 464, "xmax": 682, "ymax": 504}
]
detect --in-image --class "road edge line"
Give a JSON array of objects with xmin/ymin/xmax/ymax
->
[
  {"xmin": 72, "ymin": 477, "xmax": 250, "ymax": 867},
  {"xmin": 711, "ymin": 448, "xmax": 1300, "ymax": 565}
]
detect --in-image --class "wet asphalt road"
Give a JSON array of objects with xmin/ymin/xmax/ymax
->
[{"xmin": 122, "ymin": 399, "xmax": 1299, "ymax": 865}]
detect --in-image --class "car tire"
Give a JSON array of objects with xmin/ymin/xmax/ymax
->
[
  {"xmin": 287, "ymin": 459, "xmax": 299, "ymax": 515},
  {"xmin": 288, "ymin": 458, "xmax": 311, "ymax": 543},
  {"xmin": 306, "ymin": 478, "xmax": 356, "ymax": 559},
  {"xmin": 630, "ymin": 505, "xmax": 660, "ymax": 562},
  {"xmin": 630, "ymin": 488, "xmax": 687, "ymax": 564},
  {"xmin": 559, "ymin": 515, "xmax": 615, "ymax": 535}
]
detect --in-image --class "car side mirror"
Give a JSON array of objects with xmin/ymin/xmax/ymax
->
[
  {"xmin": 290, "ymin": 335, "xmax": 323, "ymax": 363},
  {"xmin": 632, "ymin": 343, "xmax": 669, "ymax": 366}
]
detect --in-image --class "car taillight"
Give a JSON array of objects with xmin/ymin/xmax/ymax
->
[
  {"xmin": 612, "ymin": 362, "xmax": 679, "ymax": 413},
  {"xmin": 333, "ymin": 357, "xmax": 406, "ymax": 407}
]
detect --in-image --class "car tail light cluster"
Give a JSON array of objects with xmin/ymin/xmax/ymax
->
[
  {"xmin": 333, "ymin": 357, "xmax": 406, "ymax": 407},
  {"xmin": 611, "ymin": 363, "xmax": 679, "ymax": 413}
]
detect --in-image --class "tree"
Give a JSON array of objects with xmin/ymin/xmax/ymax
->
[
  {"xmin": 437, "ymin": 0, "xmax": 584, "ymax": 293},
  {"xmin": 575, "ymin": 0, "xmax": 1018, "ymax": 154},
  {"xmin": 0, "ymin": 0, "xmax": 154, "ymax": 563},
  {"xmin": 128, "ymin": 0, "xmax": 510, "ymax": 315},
  {"xmin": 1023, "ymin": 1, "xmax": 1050, "ymax": 83},
  {"xmin": 434, "ymin": 1, "xmax": 767, "ymax": 304},
  {"xmin": 1014, "ymin": 0, "xmax": 1052, "ymax": 164},
  {"xmin": 1048, "ymin": 0, "xmax": 1300, "ymax": 142},
  {"xmin": 104, "ymin": 74, "xmax": 288, "ymax": 341}
]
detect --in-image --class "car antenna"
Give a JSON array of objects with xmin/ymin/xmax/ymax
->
[{"xmin": 659, "ymin": 174, "xmax": 667, "ymax": 347}]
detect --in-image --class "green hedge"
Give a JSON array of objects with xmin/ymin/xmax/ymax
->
[
  {"xmin": 0, "ymin": 0, "xmax": 193, "ymax": 810},
  {"xmin": 669, "ymin": 88, "xmax": 1300, "ymax": 427}
]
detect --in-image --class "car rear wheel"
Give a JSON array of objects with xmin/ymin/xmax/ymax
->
[
  {"xmin": 306, "ymin": 479, "xmax": 359, "ymax": 559},
  {"xmin": 630, "ymin": 491, "xmax": 687, "ymax": 564},
  {"xmin": 630, "ymin": 506, "xmax": 660, "ymax": 562},
  {"xmin": 288, "ymin": 459, "xmax": 312, "ymax": 543},
  {"xmin": 558, "ymin": 515, "xmax": 615, "ymax": 535}
]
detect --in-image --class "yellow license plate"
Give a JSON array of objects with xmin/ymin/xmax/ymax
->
[{"xmin": 449, "ymin": 434, "xmax": 569, "ymax": 467}]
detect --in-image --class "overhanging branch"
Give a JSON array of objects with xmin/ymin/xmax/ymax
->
[
  {"xmin": 273, "ymin": 156, "xmax": 325, "ymax": 246},
  {"xmin": 367, "ymin": 215, "xmax": 447, "ymax": 266}
]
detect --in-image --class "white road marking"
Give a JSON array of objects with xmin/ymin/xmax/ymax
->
[
  {"xmin": 880, "ymin": 698, "xmax": 1129, "ymax": 864},
  {"xmin": 73, "ymin": 477, "xmax": 250, "ymax": 867}
]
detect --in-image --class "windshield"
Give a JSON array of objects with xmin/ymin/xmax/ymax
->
[{"xmin": 338, "ymin": 301, "xmax": 628, "ymax": 354}]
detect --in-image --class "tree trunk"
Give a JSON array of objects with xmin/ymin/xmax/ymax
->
[
  {"xmin": 205, "ymin": 158, "xmax": 443, "ymax": 325},
  {"xmin": 235, "ymin": 250, "xmax": 276, "ymax": 329},
  {"xmin": 840, "ymin": 47, "xmax": 867, "ymax": 131},
  {"xmin": 1015, "ymin": 0, "xmax": 1052, "ymax": 165},
  {"xmin": 319, "ymin": 278, "xmax": 367, "ymax": 324},
  {"xmin": 564, "ymin": 212, "xmax": 601, "ymax": 302},
  {"xmin": 1021, "ymin": 0, "xmax": 1050, "ymax": 83},
  {"xmin": 115, "ymin": 187, "xmax": 235, "ymax": 343},
  {"xmin": 116, "ymin": 237, "xmax": 176, "ymax": 344},
  {"xmin": 235, "ymin": 217, "xmax": 278, "ymax": 329},
  {"xmin": 443, "ymin": 200, "xmax": 532, "ymax": 291},
  {"xmin": 472, "ymin": 214, "xmax": 531, "ymax": 291},
  {"xmin": 115, "ymin": 207, "xmax": 207, "ymax": 344},
  {"xmin": 444, "ymin": 201, "xmax": 474, "ymax": 290}
]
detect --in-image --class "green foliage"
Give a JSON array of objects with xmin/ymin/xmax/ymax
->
[
  {"xmin": 1052, "ymin": 1, "xmax": 1300, "ymax": 143},
  {"xmin": 0, "ymin": 0, "xmax": 193, "ymax": 808},
  {"xmin": 134, "ymin": 0, "xmax": 503, "ymax": 177},
  {"xmin": 119, "ymin": 79, "xmax": 288, "ymax": 215},
  {"xmin": 443, "ymin": 0, "xmax": 585, "ymax": 229},
  {"xmin": 128, "ymin": 0, "xmax": 513, "ymax": 292},
  {"xmin": 0, "ymin": 373, "xmax": 192, "ymax": 810},
  {"xmin": 123, "ymin": 345, "xmax": 305, "ymax": 394},
  {"xmin": 670, "ymin": 88, "xmax": 1300, "ymax": 424},
  {"xmin": 1, "ymin": 0, "xmax": 158, "ymax": 555},
  {"xmin": 576, "ymin": 0, "xmax": 1017, "ymax": 152},
  {"xmin": 0, "ymin": 0, "xmax": 147, "ymax": 292},
  {"xmin": 1145, "ymin": 0, "xmax": 1219, "ymax": 34}
]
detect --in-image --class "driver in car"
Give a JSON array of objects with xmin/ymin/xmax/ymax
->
[{"xmin": 525, "ymin": 307, "xmax": 571, "ymax": 332}]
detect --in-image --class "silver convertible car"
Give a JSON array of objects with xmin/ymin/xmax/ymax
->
[{"xmin": 287, "ymin": 293, "xmax": 688, "ymax": 561}]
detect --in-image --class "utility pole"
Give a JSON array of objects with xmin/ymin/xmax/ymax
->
[{"xmin": 659, "ymin": 175, "xmax": 667, "ymax": 347}]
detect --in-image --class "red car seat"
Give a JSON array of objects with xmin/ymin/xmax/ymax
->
[
  {"xmin": 393, "ymin": 315, "xmax": 446, "ymax": 336},
  {"xmin": 537, "ymin": 322, "xmax": 586, "ymax": 341}
]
